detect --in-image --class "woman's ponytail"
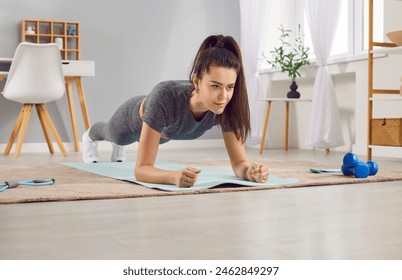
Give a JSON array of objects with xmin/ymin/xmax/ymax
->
[{"xmin": 189, "ymin": 35, "xmax": 250, "ymax": 143}]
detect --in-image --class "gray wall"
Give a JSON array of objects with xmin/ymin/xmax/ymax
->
[{"xmin": 0, "ymin": 0, "xmax": 240, "ymax": 144}]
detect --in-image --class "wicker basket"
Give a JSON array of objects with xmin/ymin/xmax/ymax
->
[{"xmin": 371, "ymin": 118, "xmax": 402, "ymax": 146}]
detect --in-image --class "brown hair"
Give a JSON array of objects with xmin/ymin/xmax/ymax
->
[{"xmin": 189, "ymin": 35, "xmax": 250, "ymax": 143}]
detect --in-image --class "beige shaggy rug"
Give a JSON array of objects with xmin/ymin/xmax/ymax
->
[{"xmin": 1, "ymin": 159, "xmax": 402, "ymax": 204}]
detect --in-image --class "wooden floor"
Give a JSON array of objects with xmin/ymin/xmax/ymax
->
[{"xmin": 1, "ymin": 147, "xmax": 402, "ymax": 260}]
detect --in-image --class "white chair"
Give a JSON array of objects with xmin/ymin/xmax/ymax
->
[{"xmin": 2, "ymin": 42, "xmax": 67, "ymax": 157}]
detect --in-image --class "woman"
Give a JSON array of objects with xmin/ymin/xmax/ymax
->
[{"xmin": 83, "ymin": 35, "xmax": 269, "ymax": 187}]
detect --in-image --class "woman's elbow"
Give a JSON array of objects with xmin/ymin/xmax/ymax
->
[{"xmin": 134, "ymin": 166, "xmax": 143, "ymax": 181}]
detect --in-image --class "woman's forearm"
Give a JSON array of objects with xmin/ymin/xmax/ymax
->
[
  {"xmin": 232, "ymin": 161, "xmax": 251, "ymax": 181},
  {"xmin": 134, "ymin": 165, "xmax": 176, "ymax": 185},
  {"xmin": 135, "ymin": 165, "xmax": 201, "ymax": 187}
]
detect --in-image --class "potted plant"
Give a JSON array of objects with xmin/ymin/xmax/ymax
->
[{"xmin": 265, "ymin": 25, "xmax": 310, "ymax": 98}]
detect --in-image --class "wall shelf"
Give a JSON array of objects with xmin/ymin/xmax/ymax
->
[
  {"xmin": 370, "ymin": 96, "xmax": 402, "ymax": 101},
  {"xmin": 367, "ymin": 0, "xmax": 402, "ymax": 159},
  {"xmin": 21, "ymin": 19, "xmax": 80, "ymax": 60},
  {"xmin": 371, "ymin": 46, "xmax": 402, "ymax": 55}
]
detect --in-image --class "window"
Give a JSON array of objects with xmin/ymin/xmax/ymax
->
[{"xmin": 300, "ymin": 0, "xmax": 384, "ymax": 60}]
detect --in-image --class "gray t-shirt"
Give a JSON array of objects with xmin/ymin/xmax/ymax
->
[{"xmin": 141, "ymin": 80, "xmax": 217, "ymax": 140}]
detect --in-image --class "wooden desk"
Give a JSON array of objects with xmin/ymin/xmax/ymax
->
[
  {"xmin": 259, "ymin": 97, "xmax": 312, "ymax": 154},
  {"xmin": 0, "ymin": 58, "xmax": 95, "ymax": 152}
]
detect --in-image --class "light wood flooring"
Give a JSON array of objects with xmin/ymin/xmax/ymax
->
[{"xmin": 1, "ymin": 147, "xmax": 402, "ymax": 260}]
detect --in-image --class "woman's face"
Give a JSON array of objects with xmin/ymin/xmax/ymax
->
[{"xmin": 196, "ymin": 66, "xmax": 237, "ymax": 115}]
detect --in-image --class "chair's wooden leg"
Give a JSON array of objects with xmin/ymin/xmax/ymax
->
[
  {"xmin": 36, "ymin": 104, "xmax": 55, "ymax": 154},
  {"xmin": 37, "ymin": 105, "xmax": 67, "ymax": 156},
  {"xmin": 14, "ymin": 104, "xmax": 33, "ymax": 158},
  {"xmin": 4, "ymin": 106, "xmax": 25, "ymax": 156}
]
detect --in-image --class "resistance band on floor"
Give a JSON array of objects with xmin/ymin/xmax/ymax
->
[{"xmin": 0, "ymin": 179, "xmax": 55, "ymax": 192}]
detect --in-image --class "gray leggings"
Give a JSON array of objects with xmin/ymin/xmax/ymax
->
[{"xmin": 89, "ymin": 96, "xmax": 145, "ymax": 146}]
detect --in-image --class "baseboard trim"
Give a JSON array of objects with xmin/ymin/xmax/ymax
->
[
  {"xmin": 4, "ymin": 141, "xmax": 400, "ymax": 158},
  {"xmin": 353, "ymin": 144, "xmax": 402, "ymax": 158},
  {"xmin": 0, "ymin": 139, "xmax": 226, "ymax": 154}
]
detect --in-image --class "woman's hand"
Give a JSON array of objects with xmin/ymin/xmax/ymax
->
[
  {"xmin": 247, "ymin": 162, "xmax": 269, "ymax": 183},
  {"xmin": 175, "ymin": 167, "xmax": 201, "ymax": 188}
]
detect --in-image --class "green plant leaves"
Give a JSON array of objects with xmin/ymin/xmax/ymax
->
[{"xmin": 265, "ymin": 25, "xmax": 310, "ymax": 81}]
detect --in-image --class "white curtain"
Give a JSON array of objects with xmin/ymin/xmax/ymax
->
[
  {"xmin": 305, "ymin": 0, "xmax": 344, "ymax": 148},
  {"xmin": 239, "ymin": 0, "xmax": 271, "ymax": 141}
]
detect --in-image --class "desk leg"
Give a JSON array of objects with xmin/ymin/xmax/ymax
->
[
  {"xmin": 65, "ymin": 78, "xmax": 80, "ymax": 152},
  {"xmin": 74, "ymin": 76, "xmax": 91, "ymax": 130},
  {"xmin": 259, "ymin": 101, "xmax": 272, "ymax": 154},
  {"xmin": 285, "ymin": 101, "xmax": 289, "ymax": 151}
]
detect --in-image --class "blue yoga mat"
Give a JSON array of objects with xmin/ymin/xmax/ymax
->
[
  {"xmin": 309, "ymin": 167, "xmax": 342, "ymax": 174},
  {"xmin": 64, "ymin": 162, "xmax": 299, "ymax": 192}
]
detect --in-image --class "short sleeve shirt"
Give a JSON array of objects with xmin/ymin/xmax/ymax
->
[{"xmin": 142, "ymin": 80, "xmax": 217, "ymax": 140}]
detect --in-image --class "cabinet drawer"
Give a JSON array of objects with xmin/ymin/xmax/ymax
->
[
  {"xmin": 372, "ymin": 118, "xmax": 402, "ymax": 146},
  {"xmin": 62, "ymin": 60, "xmax": 95, "ymax": 76}
]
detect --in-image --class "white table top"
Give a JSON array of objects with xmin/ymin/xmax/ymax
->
[
  {"xmin": 0, "ymin": 57, "xmax": 95, "ymax": 77},
  {"xmin": 260, "ymin": 97, "xmax": 312, "ymax": 102}
]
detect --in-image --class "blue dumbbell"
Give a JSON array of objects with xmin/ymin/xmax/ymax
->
[
  {"xmin": 341, "ymin": 152, "xmax": 379, "ymax": 178},
  {"xmin": 366, "ymin": 161, "xmax": 379, "ymax": 175},
  {"xmin": 341, "ymin": 162, "xmax": 370, "ymax": 178},
  {"xmin": 343, "ymin": 152, "xmax": 358, "ymax": 167}
]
